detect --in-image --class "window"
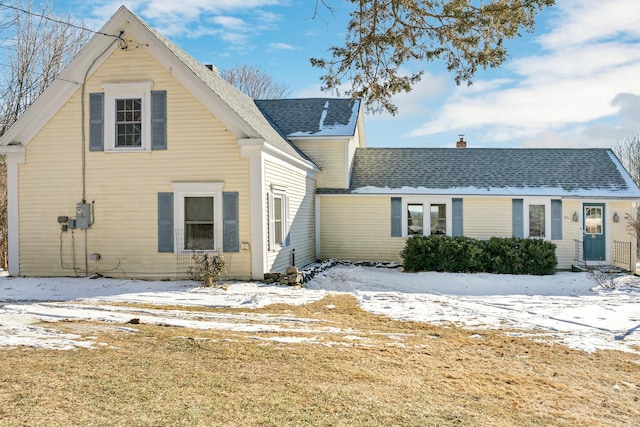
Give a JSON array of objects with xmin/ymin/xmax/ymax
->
[
  {"xmin": 585, "ymin": 206, "xmax": 602, "ymax": 234},
  {"xmin": 184, "ymin": 197, "xmax": 214, "ymax": 250},
  {"xmin": 430, "ymin": 204, "xmax": 446, "ymax": 235},
  {"xmin": 401, "ymin": 199, "xmax": 451, "ymax": 237},
  {"xmin": 273, "ymin": 195, "xmax": 284, "ymax": 246},
  {"xmin": 521, "ymin": 199, "xmax": 553, "ymax": 239},
  {"xmin": 172, "ymin": 183, "xmax": 223, "ymax": 252},
  {"xmin": 102, "ymin": 81, "xmax": 152, "ymax": 151},
  {"xmin": 529, "ymin": 204, "xmax": 546, "ymax": 238},
  {"xmin": 268, "ymin": 185, "xmax": 289, "ymax": 250},
  {"xmin": 407, "ymin": 204, "xmax": 424, "ymax": 236},
  {"xmin": 115, "ymin": 98, "xmax": 142, "ymax": 147}
]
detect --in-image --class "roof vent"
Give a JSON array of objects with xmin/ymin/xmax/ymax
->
[
  {"xmin": 456, "ymin": 135, "xmax": 466, "ymax": 148},
  {"xmin": 204, "ymin": 64, "xmax": 218, "ymax": 73}
]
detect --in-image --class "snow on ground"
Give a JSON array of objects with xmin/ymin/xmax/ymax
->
[{"xmin": 0, "ymin": 266, "xmax": 639, "ymax": 354}]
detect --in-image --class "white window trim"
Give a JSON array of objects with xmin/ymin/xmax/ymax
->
[
  {"xmin": 102, "ymin": 81, "xmax": 153, "ymax": 152},
  {"xmin": 402, "ymin": 197, "xmax": 452, "ymax": 237},
  {"xmin": 524, "ymin": 197, "xmax": 551, "ymax": 239},
  {"xmin": 268, "ymin": 184, "xmax": 289, "ymax": 251},
  {"xmin": 172, "ymin": 182, "xmax": 224, "ymax": 253}
]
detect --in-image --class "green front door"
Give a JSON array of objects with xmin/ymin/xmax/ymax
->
[{"xmin": 583, "ymin": 203, "xmax": 605, "ymax": 260}]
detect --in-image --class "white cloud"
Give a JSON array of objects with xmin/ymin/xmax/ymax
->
[
  {"xmin": 404, "ymin": 0, "xmax": 640, "ymax": 147},
  {"xmin": 294, "ymin": 84, "xmax": 328, "ymax": 98},
  {"xmin": 211, "ymin": 15, "xmax": 247, "ymax": 31},
  {"xmin": 539, "ymin": 0, "xmax": 640, "ymax": 50},
  {"xmin": 88, "ymin": 0, "xmax": 285, "ymax": 36},
  {"xmin": 269, "ymin": 42, "xmax": 295, "ymax": 51},
  {"xmin": 521, "ymin": 94, "xmax": 640, "ymax": 148}
]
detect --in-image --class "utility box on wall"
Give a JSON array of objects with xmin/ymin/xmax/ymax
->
[{"xmin": 76, "ymin": 203, "xmax": 91, "ymax": 229}]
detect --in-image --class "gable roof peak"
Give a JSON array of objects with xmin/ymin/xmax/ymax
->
[{"xmin": 0, "ymin": 5, "xmax": 316, "ymax": 169}]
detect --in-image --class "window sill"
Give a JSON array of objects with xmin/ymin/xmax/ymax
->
[{"xmin": 105, "ymin": 147, "xmax": 150, "ymax": 153}]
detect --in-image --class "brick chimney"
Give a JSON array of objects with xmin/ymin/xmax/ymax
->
[{"xmin": 456, "ymin": 135, "xmax": 466, "ymax": 148}]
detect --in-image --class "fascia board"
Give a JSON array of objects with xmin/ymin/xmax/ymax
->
[
  {"xmin": 239, "ymin": 138, "xmax": 319, "ymax": 174},
  {"xmin": 0, "ymin": 6, "xmax": 257, "ymax": 147},
  {"xmin": 125, "ymin": 15, "xmax": 258, "ymax": 139},
  {"xmin": 288, "ymin": 135, "xmax": 352, "ymax": 143}
]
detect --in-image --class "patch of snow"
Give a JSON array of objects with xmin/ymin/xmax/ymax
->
[
  {"xmin": 0, "ymin": 266, "xmax": 638, "ymax": 353},
  {"xmin": 350, "ymin": 184, "xmax": 640, "ymax": 198},
  {"xmin": 287, "ymin": 100, "xmax": 359, "ymax": 137}
]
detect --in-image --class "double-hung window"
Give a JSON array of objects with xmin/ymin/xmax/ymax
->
[
  {"xmin": 268, "ymin": 185, "xmax": 289, "ymax": 250},
  {"xmin": 102, "ymin": 81, "xmax": 153, "ymax": 151},
  {"xmin": 115, "ymin": 97, "xmax": 142, "ymax": 147},
  {"xmin": 172, "ymin": 183, "xmax": 224, "ymax": 252},
  {"xmin": 184, "ymin": 197, "xmax": 214, "ymax": 250},
  {"xmin": 272, "ymin": 194, "xmax": 285, "ymax": 246}
]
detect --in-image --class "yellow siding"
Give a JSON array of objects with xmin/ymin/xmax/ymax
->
[
  {"xmin": 320, "ymin": 196, "xmax": 405, "ymax": 262},
  {"xmin": 554, "ymin": 200, "xmax": 581, "ymax": 269},
  {"xmin": 608, "ymin": 201, "xmax": 636, "ymax": 270},
  {"xmin": 318, "ymin": 196, "xmax": 637, "ymax": 270},
  {"xmin": 293, "ymin": 140, "xmax": 347, "ymax": 188},
  {"xmin": 264, "ymin": 159, "xmax": 316, "ymax": 273},
  {"xmin": 18, "ymin": 42, "xmax": 252, "ymax": 279},
  {"xmin": 609, "ymin": 201, "xmax": 633, "ymax": 243},
  {"xmin": 463, "ymin": 198, "xmax": 512, "ymax": 239}
]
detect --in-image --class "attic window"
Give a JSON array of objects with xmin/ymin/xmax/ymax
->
[
  {"xmin": 102, "ymin": 81, "xmax": 153, "ymax": 151},
  {"xmin": 115, "ymin": 97, "xmax": 142, "ymax": 147}
]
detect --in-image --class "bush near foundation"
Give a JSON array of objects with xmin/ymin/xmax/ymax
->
[{"xmin": 400, "ymin": 236, "xmax": 557, "ymax": 275}]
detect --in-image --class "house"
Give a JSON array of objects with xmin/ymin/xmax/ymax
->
[
  {"xmin": 0, "ymin": 7, "xmax": 638, "ymax": 280},
  {"xmin": 0, "ymin": 6, "xmax": 351, "ymax": 280},
  {"xmin": 315, "ymin": 146, "xmax": 640, "ymax": 271}
]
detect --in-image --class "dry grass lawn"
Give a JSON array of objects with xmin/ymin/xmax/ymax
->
[{"xmin": 0, "ymin": 294, "xmax": 638, "ymax": 426}]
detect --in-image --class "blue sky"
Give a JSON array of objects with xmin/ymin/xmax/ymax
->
[{"xmin": 46, "ymin": 0, "xmax": 640, "ymax": 149}]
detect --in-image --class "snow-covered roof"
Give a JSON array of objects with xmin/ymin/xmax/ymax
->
[
  {"xmin": 255, "ymin": 98, "xmax": 360, "ymax": 138},
  {"xmin": 317, "ymin": 147, "xmax": 640, "ymax": 198}
]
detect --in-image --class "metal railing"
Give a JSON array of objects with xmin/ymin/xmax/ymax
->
[
  {"xmin": 574, "ymin": 239, "xmax": 634, "ymax": 272},
  {"xmin": 574, "ymin": 240, "xmax": 584, "ymax": 268},
  {"xmin": 613, "ymin": 240, "xmax": 633, "ymax": 272}
]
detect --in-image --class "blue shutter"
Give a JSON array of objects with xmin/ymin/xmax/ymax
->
[
  {"xmin": 158, "ymin": 192, "xmax": 174, "ymax": 252},
  {"xmin": 151, "ymin": 90, "xmax": 167, "ymax": 150},
  {"xmin": 452, "ymin": 198, "xmax": 463, "ymax": 236},
  {"xmin": 223, "ymin": 192, "xmax": 239, "ymax": 252},
  {"xmin": 551, "ymin": 199, "xmax": 562, "ymax": 240},
  {"xmin": 391, "ymin": 197, "xmax": 402, "ymax": 237},
  {"xmin": 89, "ymin": 93, "xmax": 104, "ymax": 151},
  {"xmin": 512, "ymin": 199, "xmax": 524, "ymax": 238}
]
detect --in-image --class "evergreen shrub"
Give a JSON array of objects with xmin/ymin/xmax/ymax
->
[{"xmin": 400, "ymin": 235, "xmax": 557, "ymax": 275}]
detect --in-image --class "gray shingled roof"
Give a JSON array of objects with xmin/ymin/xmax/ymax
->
[
  {"xmin": 255, "ymin": 98, "xmax": 360, "ymax": 137},
  {"xmin": 137, "ymin": 15, "xmax": 315, "ymax": 166},
  {"xmin": 317, "ymin": 148, "xmax": 640, "ymax": 198}
]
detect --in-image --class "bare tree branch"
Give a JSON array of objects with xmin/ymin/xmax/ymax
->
[
  {"xmin": 311, "ymin": 0, "xmax": 555, "ymax": 114},
  {"xmin": 219, "ymin": 65, "xmax": 290, "ymax": 100},
  {"xmin": 0, "ymin": 0, "xmax": 90, "ymax": 270}
]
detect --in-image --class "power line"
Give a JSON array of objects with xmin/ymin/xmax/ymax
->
[{"xmin": 0, "ymin": 2, "xmax": 123, "ymax": 41}]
